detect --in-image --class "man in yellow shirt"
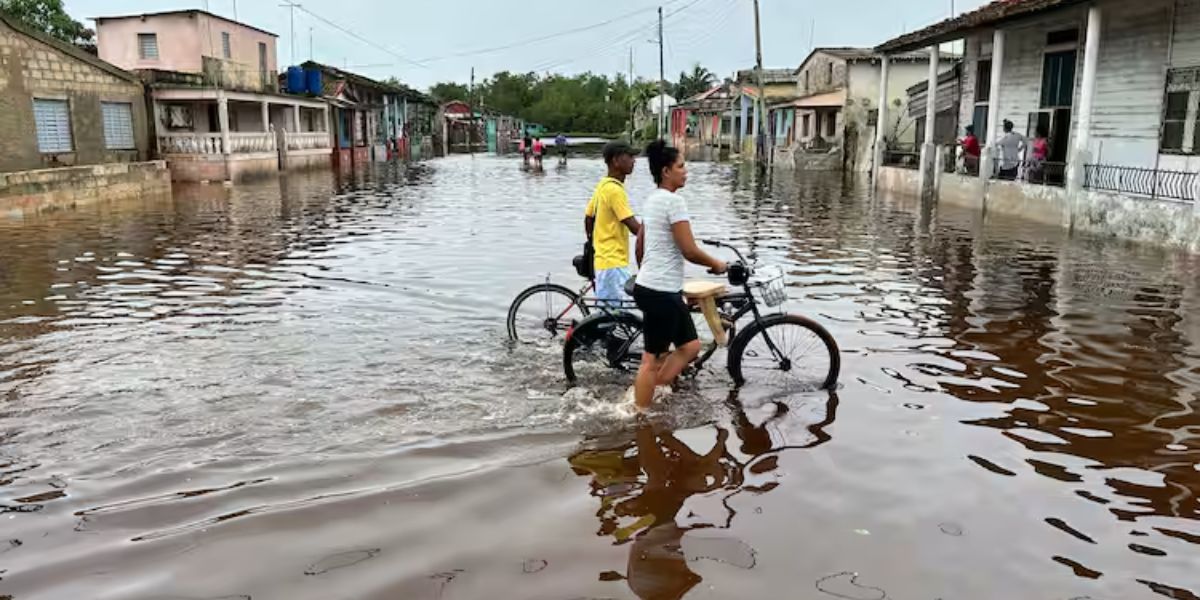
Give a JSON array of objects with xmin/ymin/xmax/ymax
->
[{"xmin": 586, "ymin": 141, "xmax": 641, "ymax": 304}]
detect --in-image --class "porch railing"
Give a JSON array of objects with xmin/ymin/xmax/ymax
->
[
  {"xmin": 159, "ymin": 133, "xmax": 223, "ymax": 155},
  {"xmin": 882, "ymin": 149, "xmax": 920, "ymax": 170},
  {"xmin": 1083, "ymin": 164, "xmax": 1198, "ymax": 202},
  {"xmin": 990, "ymin": 157, "xmax": 1068, "ymax": 188},
  {"xmin": 229, "ymin": 132, "xmax": 276, "ymax": 154},
  {"xmin": 285, "ymin": 131, "xmax": 331, "ymax": 151}
]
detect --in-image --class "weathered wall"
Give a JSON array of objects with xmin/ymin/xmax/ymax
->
[
  {"xmin": 849, "ymin": 60, "xmax": 934, "ymax": 171},
  {"xmin": 0, "ymin": 161, "xmax": 170, "ymax": 215},
  {"xmin": 877, "ymin": 165, "xmax": 922, "ymax": 197},
  {"xmin": 0, "ymin": 21, "xmax": 150, "ymax": 173},
  {"xmin": 197, "ymin": 13, "xmax": 277, "ymax": 81},
  {"xmin": 985, "ymin": 180, "xmax": 1071, "ymax": 226},
  {"xmin": 797, "ymin": 52, "xmax": 847, "ymax": 97},
  {"xmin": 1073, "ymin": 189, "xmax": 1200, "ymax": 252}
]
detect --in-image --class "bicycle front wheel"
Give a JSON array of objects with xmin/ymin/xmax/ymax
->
[
  {"xmin": 728, "ymin": 314, "xmax": 840, "ymax": 390},
  {"xmin": 507, "ymin": 284, "xmax": 589, "ymax": 343}
]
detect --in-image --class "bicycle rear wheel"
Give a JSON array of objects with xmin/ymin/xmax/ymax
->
[
  {"xmin": 564, "ymin": 312, "xmax": 644, "ymax": 384},
  {"xmin": 728, "ymin": 314, "xmax": 840, "ymax": 390},
  {"xmin": 507, "ymin": 284, "xmax": 589, "ymax": 343}
]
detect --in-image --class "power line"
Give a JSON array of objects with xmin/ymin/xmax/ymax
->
[
  {"xmin": 416, "ymin": 0, "xmax": 691, "ymax": 64},
  {"xmin": 296, "ymin": 5, "xmax": 427, "ymax": 69}
]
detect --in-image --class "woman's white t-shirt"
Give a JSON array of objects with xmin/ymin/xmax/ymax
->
[{"xmin": 636, "ymin": 188, "xmax": 690, "ymax": 292}]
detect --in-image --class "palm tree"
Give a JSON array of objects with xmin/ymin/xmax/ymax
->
[{"xmin": 675, "ymin": 64, "xmax": 716, "ymax": 100}]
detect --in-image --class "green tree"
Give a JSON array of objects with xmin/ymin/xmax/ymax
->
[
  {"xmin": 0, "ymin": 0, "xmax": 93, "ymax": 44},
  {"xmin": 429, "ymin": 82, "xmax": 470, "ymax": 104},
  {"xmin": 674, "ymin": 64, "xmax": 716, "ymax": 100}
]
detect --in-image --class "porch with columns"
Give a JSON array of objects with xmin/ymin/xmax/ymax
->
[{"xmin": 152, "ymin": 87, "xmax": 332, "ymax": 182}]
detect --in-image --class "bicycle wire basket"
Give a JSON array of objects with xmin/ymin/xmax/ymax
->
[{"xmin": 755, "ymin": 265, "xmax": 788, "ymax": 308}]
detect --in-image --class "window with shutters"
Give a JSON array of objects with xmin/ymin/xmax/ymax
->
[
  {"xmin": 101, "ymin": 102, "xmax": 136, "ymax": 149},
  {"xmin": 222, "ymin": 32, "xmax": 232, "ymax": 59},
  {"xmin": 33, "ymin": 98, "xmax": 72, "ymax": 153},
  {"xmin": 138, "ymin": 33, "xmax": 159, "ymax": 60}
]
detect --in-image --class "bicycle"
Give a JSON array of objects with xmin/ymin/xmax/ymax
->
[{"xmin": 561, "ymin": 240, "xmax": 841, "ymax": 390}]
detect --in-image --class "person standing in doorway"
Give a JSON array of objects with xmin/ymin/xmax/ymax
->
[
  {"xmin": 632, "ymin": 140, "xmax": 727, "ymax": 411},
  {"xmin": 997, "ymin": 119, "xmax": 1026, "ymax": 180},
  {"xmin": 1029, "ymin": 124, "xmax": 1049, "ymax": 183},
  {"xmin": 585, "ymin": 141, "xmax": 642, "ymax": 305}
]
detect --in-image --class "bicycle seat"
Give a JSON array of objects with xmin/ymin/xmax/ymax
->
[{"xmin": 684, "ymin": 281, "xmax": 727, "ymax": 300}]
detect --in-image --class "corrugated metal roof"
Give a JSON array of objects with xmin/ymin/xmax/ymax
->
[{"xmin": 876, "ymin": 0, "xmax": 1088, "ymax": 53}]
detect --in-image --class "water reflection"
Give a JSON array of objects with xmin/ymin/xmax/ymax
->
[{"xmin": 571, "ymin": 390, "xmax": 838, "ymax": 599}]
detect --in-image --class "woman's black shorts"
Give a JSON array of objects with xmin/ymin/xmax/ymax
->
[{"xmin": 633, "ymin": 284, "xmax": 698, "ymax": 355}]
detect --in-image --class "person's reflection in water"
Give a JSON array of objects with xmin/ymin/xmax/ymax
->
[{"xmin": 570, "ymin": 420, "xmax": 735, "ymax": 600}]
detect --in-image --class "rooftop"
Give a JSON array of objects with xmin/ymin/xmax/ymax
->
[
  {"xmin": 794, "ymin": 47, "xmax": 944, "ymax": 75},
  {"xmin": 877, "ymin": 0, "xmax": 1086, "ymax": 53},
  {"xmin": 735, "ymin": 68, "xmax": 797, "ymax": 85},
  {"xmin": 92, "ymin": 9, "xmax": 277, "ymax": 38},
  {"xmin": 301, "ymin": 61, "xmax": 433, "ymax": 103}
]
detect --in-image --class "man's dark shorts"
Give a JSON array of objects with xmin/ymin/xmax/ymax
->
[{"xmin": 633, "ymin": 285, "xmax": 698, "ymax": 355}]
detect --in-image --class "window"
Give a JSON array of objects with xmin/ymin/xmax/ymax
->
[
  {"xmin": 975, "ymin": 59, "xmax": 992, "ymax": 102},
  {"xmin": 222, "ymin": 32, "xmax": 232, "ymax": 59},
  {"xmin": 825, "ymin": 112, "xmax": 837, "ymax": 137},
  {"xmin": 138, "ymin": 33, "xmax": 159, "ymax": 60},
  {"xmin": 1041, "ymin": 50, "xmax": 1077, "ymax": 108},
  {"xmin": 1046, "ymin": 28, "xmax": 1080, "ymax": 47},
  {"xmin": 804, "ymin": 71, "xmax": 809, "ymax": 94},
  {"xmin": 101, "ymin": 102, "xmax": 135, "ymax": 149},
  {"xmin": 33, "ymin": 98, "xmax": 72, "ymax": 153},
  {"xmin": 827, "ymin": 62, "xmax": 835, "ymax": 85},
  {"xmin": 258, "ymin": 42, "xmax": 268, "ymax": 72},
  {"xmin": 1161, "ymin": 91, "xmax": 1189, "ymax": 152},
  {"xmin": 802, "ymin": 114, "xmax": 811, "ymax": 137}
]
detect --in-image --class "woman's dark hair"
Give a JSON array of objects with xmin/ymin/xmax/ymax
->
[
  {"xmin": 645, "ymin": 140, "xmax": 680, "ymax": 185},
  {"xmin": 1036, "ymin": 124, "xmax": 1048, "ymax": 138}
]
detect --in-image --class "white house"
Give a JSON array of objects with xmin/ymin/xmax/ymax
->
[{"xmin": 874, "ymin": 0, "xmax": 1200, "ymax": 251}]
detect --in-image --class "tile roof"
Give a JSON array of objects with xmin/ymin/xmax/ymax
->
[{"xmin": 876, "ymin": 0, "xmax": 1087, "ymax": 53}]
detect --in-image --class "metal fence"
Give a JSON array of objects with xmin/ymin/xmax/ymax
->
[
  {"xmin": 1083, "ymin": 164, "xmax": 1198, "ymax": 202},
  {"xmin": 991, "ymin": 158, "xmax": 1068, "ymax": 187}
]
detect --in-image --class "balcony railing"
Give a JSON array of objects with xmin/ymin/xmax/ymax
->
[
  {"xmin": 285, "ymin": 131, "xmax": 331, "ymax": 151},
  {"xmin": 229, "ymin": 132, "xmax": 276, "ymax": 153},
  {"xmin": 1083, "ymin": 164, "xmax": 1197, "ymax": 202},
  {"xmin": 159, "ymin": 133, "xmax": 223, "ymax": 155}
]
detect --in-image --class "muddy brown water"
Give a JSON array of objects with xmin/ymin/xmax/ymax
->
[{"xmin": 0, "ymin": 156, "xmax": 1197, "ymax": 599}]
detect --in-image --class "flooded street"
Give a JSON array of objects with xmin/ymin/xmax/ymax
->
[{"xmin": 1, "ymin": 155, "xmax": 1198, "ymax": 599}]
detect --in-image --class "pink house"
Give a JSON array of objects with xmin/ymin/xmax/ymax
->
[{"xmin": 94, "ymin": 10, "xmax": 331, "ymax": 182}]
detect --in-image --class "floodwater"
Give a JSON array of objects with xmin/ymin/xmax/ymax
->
[{"xmin": 0, "ymin": 156, "xmax": 1197, "ymax": 600}]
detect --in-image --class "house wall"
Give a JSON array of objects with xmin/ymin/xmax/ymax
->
[
  {"xmin": 0, "ymin": 21, "xmax": 150, "ymax": 173},
  {"xmin": 797, "ymin": 52, "xmax": 847, "ymax": 97},
  {"xmin": 958, "ymin": 0, "xmax": 1175, "ymax": 168},
  {"xmin": 849, "ymin": 60, "xmax": 933, "ymax": 171},
  {"xmin": 196, "ymin": 13, "xmax": 277, "ymax": 75},
  {"xmin": 96, "ymin": 13, "xmax": 203, "ymax": 73},
  {"xmin": 1159, "ymin": 0, "xmax": 1200, "ymax": 171}
]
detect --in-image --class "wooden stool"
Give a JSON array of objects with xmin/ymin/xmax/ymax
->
[{"xmin": 684, "ymin": 280, "xmax": 729, "ymax": 347}]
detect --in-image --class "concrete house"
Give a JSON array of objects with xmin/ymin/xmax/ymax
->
[
  {"xmin": 769, "ymin": 48, "xmax": 950, "ymax": 171},
  {"xmin": 0, "ymin": 11, "xmax": 168, "ymax": 211},
  {"xmin": 95, "ymin": 10, "xmax": 330, "ymax": 182},
  {"xmin": 874, "ymin": 0, "xmax": 1200, "ymax": 252},
  {"xmin": 301, "ymin": 62, "xmax": 437, "ymax": 167},
  {"xmin": 670, "ymin": 82, "xmax": 760, "ymax": 161},
  {"xmin": 0, "ymin": 12, "xmax": 152, "ymax": 173}
]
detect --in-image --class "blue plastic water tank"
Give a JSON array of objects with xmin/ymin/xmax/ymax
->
[
  {"xmin": 286, "ymin": 66, "xmax": 305, "ymax": 94},
  {"xmin": 306, "ymin": 69, "xmax": 323, "ymax": 96}
]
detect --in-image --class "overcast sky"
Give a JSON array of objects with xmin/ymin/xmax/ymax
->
[{"xmin": 67, "ymin": 0, "xmax": 989, "ymax": 90}]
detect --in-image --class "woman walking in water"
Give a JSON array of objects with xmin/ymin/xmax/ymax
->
[{"xmin": 632, "ymin": 141, "xmax": 727, "ymax": 410}]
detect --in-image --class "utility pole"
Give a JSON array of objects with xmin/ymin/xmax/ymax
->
[
  {"xmin": 753, "ymin": 0, "xmax": 766, "ymax": 169},
  {"xmin": 658, "ymin": 6, "xmax": 666, "ymax": 141},
  {"xmin": 280, "ymin": 2, "xmax": 300, "ymax": 66},
  {"xmin": 232, "ymin": 0, "xmax": 238, "ymax": 20},
  {"xmin": 468, "ymin": 67, "xmax": 475, "ymax": 154},
  {"xmin": 629, "ymin": 47, "xmax": 635, "ymax": 142},
  {"xmin": 309, "ymin": 27, "xmax": 314, "ymax": 61}
]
